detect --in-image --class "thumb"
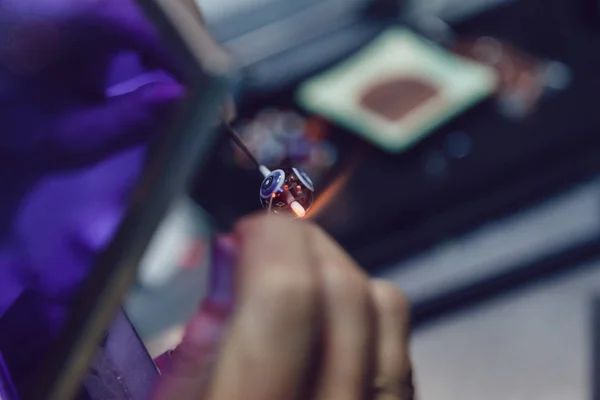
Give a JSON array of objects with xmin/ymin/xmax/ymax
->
[
  {"xmin": 151, "ymin": 301, "xmax": 230, "ymax": 400},
  {"xmin": 51, "ymin": 81, "xmax": 185, "ymax": 167},
  {"xmin": 74, "ymin": 0, "xmax": 181, "ymax": 76},
  {"xmin": 151, "ymin": 237, "xmax": 236, "ymax": 400}
]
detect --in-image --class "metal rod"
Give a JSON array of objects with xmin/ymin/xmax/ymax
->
[{"xmin": 223, "ymin": 124, "xmax": 261, "ymax": 169}]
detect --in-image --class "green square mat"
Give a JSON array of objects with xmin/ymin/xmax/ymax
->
[{"xmin": 296, "ymin": 28, "xmax": 497, "ymax": 152}]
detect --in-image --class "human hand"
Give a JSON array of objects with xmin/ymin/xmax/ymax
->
[
  {"xmin": 0, "ymin": 0, "xmax": 185, "ymax": 172},
  {"xmin": 152, "ymin": 215, "xmax": 415, "ymax": 400},
  {"xmin": 0, "ymin": 0, "xmax": 202, "ymax": 302}
]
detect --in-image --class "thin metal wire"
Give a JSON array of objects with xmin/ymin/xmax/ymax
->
[{"xmin": 223, "ymin": 124, "xmax": 261, "ymax": 169}]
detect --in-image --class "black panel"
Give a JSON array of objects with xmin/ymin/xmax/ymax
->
[{"xmin": 593, "ymin": 296, "xmax": 600, "ymax": 400}]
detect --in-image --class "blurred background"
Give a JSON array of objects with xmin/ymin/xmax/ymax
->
[{"xmin": 127, "ymin": 0, "xmax": 600, "ymax": 398}]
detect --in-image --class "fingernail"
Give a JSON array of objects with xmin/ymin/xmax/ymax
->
[
  {"xmin": 143, "ymin": 81, "xmax": 186, "ymax": 105},
  {"xmin": 185, "ymin": 308, "xmax": 227, "ymax": 349},
  {"xmin": 170, "ymin": 304, "xmax": 228, "ymax": 374},
  {"xmin": 205, "ymin": 236, "xmax": 237, "ymax": 308}
]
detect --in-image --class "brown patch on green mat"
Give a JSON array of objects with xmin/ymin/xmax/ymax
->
[{"xmin": 359, "ymin": 77, "xmax": 439, "ymax": 122}]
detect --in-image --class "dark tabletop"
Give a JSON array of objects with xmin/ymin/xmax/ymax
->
[{"xmin": 193, "ymin": 0, "xmax": 600, "ymax": 271}]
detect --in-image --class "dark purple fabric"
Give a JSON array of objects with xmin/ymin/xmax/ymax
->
[
  {"xmin": 0, "ymin": 291, "xmax": 67, "ymax": 396},
  {"xmin": 0, "ymin": 1, "xmax": 185, "ymax": 397}
]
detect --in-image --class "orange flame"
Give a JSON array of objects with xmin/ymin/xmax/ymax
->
[{"xmin": 307, "ymin": 167, "xmax": 355, "ymax": 220}]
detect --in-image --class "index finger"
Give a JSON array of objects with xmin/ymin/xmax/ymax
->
[{"xmin": 205, "ymin": 215, "xmax": 322, "ymax": 400}]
